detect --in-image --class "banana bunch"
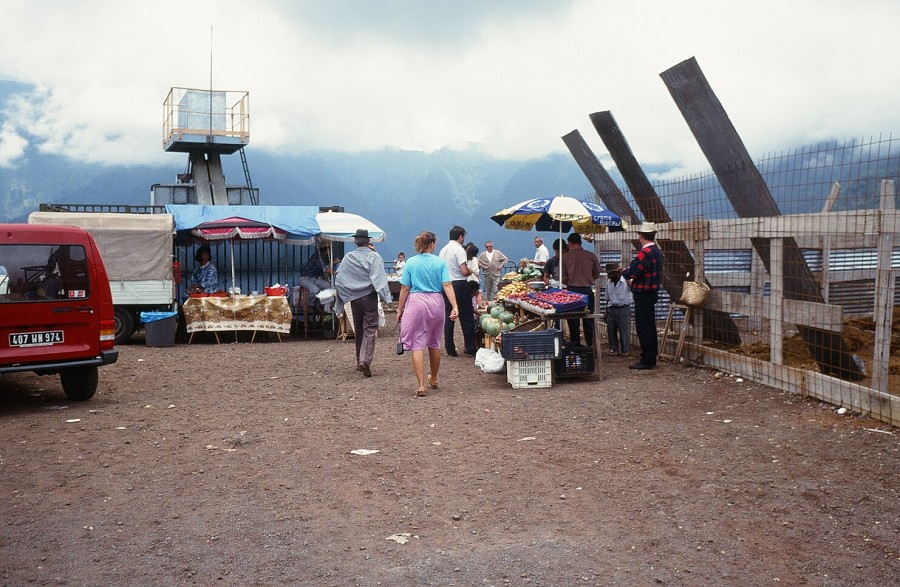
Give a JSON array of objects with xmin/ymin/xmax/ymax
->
[
  {"xmin": 496, "ymin": 280, "xmax": 531, "ymax": 301},
  {"xmin": 501, "ymin": 271, "xmax": 522, "ymax": 281}
]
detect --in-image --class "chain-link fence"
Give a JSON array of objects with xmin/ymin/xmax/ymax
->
[{"xmin": 593, "ymin": 135, "xmax": 900, "ymax": 427}]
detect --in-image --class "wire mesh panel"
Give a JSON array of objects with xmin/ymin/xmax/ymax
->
[{"xmin": 591, "ymin": 135, "xmax": 900, "ymax": 427}]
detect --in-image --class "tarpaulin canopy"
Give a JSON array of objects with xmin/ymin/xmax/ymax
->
[{"xmin": 165, "ymin": 205, "xmax": 321, "ymax": 245}]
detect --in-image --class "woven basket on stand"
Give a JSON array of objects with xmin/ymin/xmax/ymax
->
[{"xmin": 679, "ymin": 281, "xmax": 710, "ymax": 307}]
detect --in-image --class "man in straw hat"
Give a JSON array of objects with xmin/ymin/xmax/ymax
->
[
  {"xmin": 604, "ymin": 262, "xmax": 632, "ymax": 356},
  {"xmin": 334, "ymin": 228, "xmax": 392, "ymax": 378},
  {"xmin": 622, "ymin": 221, "xmax": 664, "ymax": 370}
]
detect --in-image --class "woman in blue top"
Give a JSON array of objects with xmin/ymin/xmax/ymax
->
[
  {"xmin": 187, "ymin": 246, "xmax": 221, "ymax": 294},
  {"xmin": 397, "ymin": 231, "xmax": 459, "ymax": 397}
]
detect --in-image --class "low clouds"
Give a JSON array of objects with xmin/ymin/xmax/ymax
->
[
  {"xmin": 0, "ymin": 123, "xmax": 27, "ymax": 168},
  {"xmin": 0, "ymin": 0, "xmax": 898, "ymax": 171}
]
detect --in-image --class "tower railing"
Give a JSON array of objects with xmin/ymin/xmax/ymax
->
[{"xmin": 163, "ymin": 87, "xmax": 250, "ymax": 149}]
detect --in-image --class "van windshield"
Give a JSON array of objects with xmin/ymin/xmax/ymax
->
[{"xmin": 0, "ymin": 244, "xmax": 90, "ymax": 302}]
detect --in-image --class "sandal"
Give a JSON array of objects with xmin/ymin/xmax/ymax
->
[
  {"xmin": 416, "ymin": 387, "xmax": 427, "ymax": 397},
  {"xmin": 427, "ymin": 375, "xmax": 438, "ymax": 389}
]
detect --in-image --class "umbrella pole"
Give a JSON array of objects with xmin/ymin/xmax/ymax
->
[
  {"xmin": 558, "ymin": 226, "xmax": 564, "ymax": 289},
  {"xmin": 230, "ymin": 240, "xmax": 236, "ymax": 295}
]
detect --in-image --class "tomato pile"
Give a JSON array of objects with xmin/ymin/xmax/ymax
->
[{"xmin": 528, "ymin": 290, "xmax": 587, "ymax": 310}]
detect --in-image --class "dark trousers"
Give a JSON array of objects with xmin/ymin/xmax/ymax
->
[
  {"xmin": 633, "ymin": 290, "xmax": 659, "ymax": 367},
  {"xmin": 351, "ymin": 292, "xmax": 379, "ymax": 367},
  {"xmin": 565, "ymin": 285, "xmax": 595, "ymax": 347},
  {"xmin": 606, "ymin": 305, "xmax": 631, "ymax": 352},
  {"xmin": 444, "ymin": 279, "xmax": 476, "ymax": 355}
]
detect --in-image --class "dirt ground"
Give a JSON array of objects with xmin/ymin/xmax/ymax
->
[{"xmin": 1, "ymin": 314, "xmax": 899, "ymax": 586}]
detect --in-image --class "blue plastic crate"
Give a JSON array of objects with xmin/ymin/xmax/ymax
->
[{"xmin": 501, "ymin": 328, "xmax": 561, "ymax": 360}]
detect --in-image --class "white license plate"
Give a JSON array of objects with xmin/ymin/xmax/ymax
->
[{"xmin": 9, "ymin": 330, "xmax": 65, "ymax": 347}]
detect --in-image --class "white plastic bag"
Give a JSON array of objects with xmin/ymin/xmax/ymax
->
[{"xmin": 475, "ymin": 348, "xmax": 505, "ymax": 374}]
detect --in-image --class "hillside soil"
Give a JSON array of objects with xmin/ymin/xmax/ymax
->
[{"xmin": 1, "ymin": 314, "xmax": 898, "ymax": 586}]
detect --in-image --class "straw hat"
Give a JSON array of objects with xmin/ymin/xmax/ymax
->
[{"xmin": 636, "ymin": 221, "xmax": 657, "ymax": 234}]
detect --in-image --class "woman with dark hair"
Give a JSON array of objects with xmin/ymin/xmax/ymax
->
[
  {"xmin": 397, "ymin": 231, "xmax": 459, "ymax": 397},
  {"xmin": 187, "ymin": 245, "xmax": 221, "ymax": 294},
  {"xmin": 465, "ymin": 242, "xmax": 483, "ymax": 307}
]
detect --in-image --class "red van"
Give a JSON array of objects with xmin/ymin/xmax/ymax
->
[{"xmin": 0, "ymin": 224, "xmax": 118, "ymax": 400}]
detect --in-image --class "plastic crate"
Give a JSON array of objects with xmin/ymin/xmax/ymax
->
[
  {"xmin": 507, "ymin": 359, "xmax": 553, "ymax": 389},
  {"xmin": 500, "ymin": 328, "xmax": 561, "ymax": 360},
  {"xmin": 554, "ymin": 344, "xmax": 594, "ymax": 376}
]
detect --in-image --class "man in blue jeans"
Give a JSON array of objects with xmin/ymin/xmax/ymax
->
[{"xmin": 622, "ymin": 222, "xmax": 664, "ymax": 370}]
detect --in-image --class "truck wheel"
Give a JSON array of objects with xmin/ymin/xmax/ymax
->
[
  {"xmin": 60, "ymin": 366, "xmax": 98, "ymax": 401},
  {"xmin": 114, "ymin": 307, "xmax": 135, "ymax": 345}
]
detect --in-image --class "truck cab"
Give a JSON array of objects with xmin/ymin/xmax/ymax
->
[{"xmin": 0, "ymin": 224, "xmax": 118, "ymax": 400}]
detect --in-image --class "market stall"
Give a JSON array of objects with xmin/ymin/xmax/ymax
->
[
  {"xmin": 485, "ymin": 276, "xmax": 601, "ymax": 383},
  {"xmin": 167, "ymin": 205, "xmax": 319, "ymax": 342},
  {"xmin": 487, "ymin": 195, "xmax": 624, "ymax": 386},
  {"xmin": 184, "ymin": 293, "xmax": 292, "ymax": 343}
]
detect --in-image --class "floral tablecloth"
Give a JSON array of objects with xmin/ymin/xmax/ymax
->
[{"xmin": 183, "ymin": 295, "xmax": 292, "ymax": 335}]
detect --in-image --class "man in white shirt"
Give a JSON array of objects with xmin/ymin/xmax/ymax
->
[
  {"xmin": 438, "ymin": 225, "xmax": 476, "ymax": 356},
  {"xmin": 477, "ymin": 241, "xmax": 508, "ymax": 301},
  {"xmin": 532, "ymin": 236, "xmax": 550, "ymax": 268},
  {"xmin": 603, "ymin": 262, "xmax": 633, "ymax": 356}
]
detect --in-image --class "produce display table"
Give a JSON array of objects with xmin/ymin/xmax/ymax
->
[
  {"xmin": 492, "ymin": 302, "xmax": 602, "ymax": 382},
  {"xmin": 183, "ymin": 295, "xmax": 292, "ymax": 343}
]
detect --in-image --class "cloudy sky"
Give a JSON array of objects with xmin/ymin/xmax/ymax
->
[{"xmin": 0, "ymin": 0, "xmax": 897, "ymax": 173}]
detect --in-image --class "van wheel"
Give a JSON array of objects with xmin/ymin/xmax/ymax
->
[
  {"xmin": 114, "ymin": 307, "xmax": 135, "ymax": 344},
  {"xmin": 60, "ymin": 366, "xmax": 98, "ymax": 401}
]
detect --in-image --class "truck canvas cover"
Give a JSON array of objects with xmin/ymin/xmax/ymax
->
[{"xmin": 28, "ymin": 212, "xmax": 174, "ymax": 281}]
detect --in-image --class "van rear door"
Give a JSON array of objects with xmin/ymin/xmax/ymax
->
[{"xmin": 0, "ymin": 236, "xmax": 100, "ymax": 368}]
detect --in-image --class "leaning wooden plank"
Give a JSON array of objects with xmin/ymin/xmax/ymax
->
[
  {"xmin": 589, "ymin": 110, "xmax": 742, "ymax": 346},
  {"xmin": 660, "ymin": 56, "xmax": 863, "ymax": 380},
  {"xmin": 561, "ymin": 129, "xmax": 639, "ymax": 223}
]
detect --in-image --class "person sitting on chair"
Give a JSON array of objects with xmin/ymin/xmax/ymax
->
[
  {"xmin": 297, "ymin": 241, "xmax": 333, "ymax": 306},
  {"xmin": 187, "ymin": 246, "xmax": 221, "ymax": 295}
]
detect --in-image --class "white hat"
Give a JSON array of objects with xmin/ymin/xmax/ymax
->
[{"xmin": 636, "ymin": 221, "xmax": 657, "ymax": 234}]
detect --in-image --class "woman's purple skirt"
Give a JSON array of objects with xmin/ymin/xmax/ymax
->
[{"xmin": 400, "ymin": 292, "xmax": 445, "ymax": 351}]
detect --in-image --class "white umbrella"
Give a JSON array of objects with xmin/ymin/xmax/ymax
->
[
  {"xmin": 314, "ymin": 211, "xmax": 386, "ymax": 288},
  {"xmin": 315, "ymin": 211, "xmax": 386, "ymax": 243}
]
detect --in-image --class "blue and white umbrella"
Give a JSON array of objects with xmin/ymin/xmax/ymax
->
[
  {"xmin": 490, "ymin": 195, "xmax": 625, "ymax": 234},
  {"xmin": 491, "ymin": 195, "xmax": 625, "ymax": 287}
]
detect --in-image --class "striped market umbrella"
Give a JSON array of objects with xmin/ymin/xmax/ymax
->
[
  {"xmin": 491, "ymin": 195, "xmax": 625, "ymax": 286},
  {"xmin": 490, "ymin": 195, "xmax": 625, "ymax": 234}
]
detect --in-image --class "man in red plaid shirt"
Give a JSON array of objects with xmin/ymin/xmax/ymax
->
[{"xmin": 622, "ymin": 222, "xmax": 664, "ymax": 370}]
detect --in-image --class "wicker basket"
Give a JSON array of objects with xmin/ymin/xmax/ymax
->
[{"xmin": 679, "ymin": 281, "xmax": 710, "ymax": 307}]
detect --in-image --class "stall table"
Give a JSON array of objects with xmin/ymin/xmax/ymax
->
[{"xmin": 183, "ymin": 295, "xmax": 292, "ymax": 343}]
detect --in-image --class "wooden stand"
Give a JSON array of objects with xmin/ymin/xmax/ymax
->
[{"xmin": 659, "ymin": 303, "xmax": 693, "ymax": 364}]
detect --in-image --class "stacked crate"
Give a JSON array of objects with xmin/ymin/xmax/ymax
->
[{"xmin": 501, "ymin": 329, "xmax": 562, "ymax": 389}]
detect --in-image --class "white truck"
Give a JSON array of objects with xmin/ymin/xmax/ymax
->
[{"xmin": 28, "ymin": 211, "xmax": 177, "ymax": 344}]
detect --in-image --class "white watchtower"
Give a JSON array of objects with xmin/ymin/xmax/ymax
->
[{"xmin": 151, "ymin": 87, "xmax": 258, "ymax": 206}]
